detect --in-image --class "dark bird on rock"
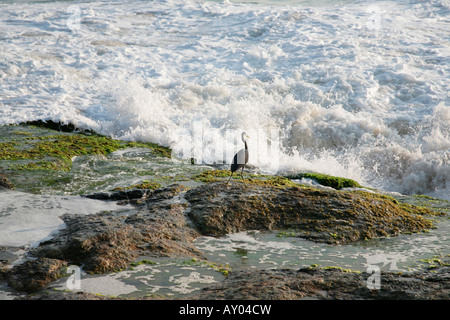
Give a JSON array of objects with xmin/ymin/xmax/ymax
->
[{"xmin": 227, "ymin": 132, "xmax": 249, "ymax": 184}]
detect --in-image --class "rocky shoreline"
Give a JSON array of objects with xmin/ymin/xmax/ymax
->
[
  {"xmin": 194, "ymin": 263, "xmax": 450, "ymax": 300},
  {"xmin": 1, "ymin": 180, "xmax": 448, "ymax": 300},
  {"xmin": 0, "ymin": 122, "xmax": 449, "ymax": 300},
  {"xmin": 11, "ymin": 262, "xmax": 450, "ymax": 300}
]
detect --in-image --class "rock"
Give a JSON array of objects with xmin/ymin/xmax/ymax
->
[
  {"xmin": 5, "ymin": 258, "xmax": 67, "ymax": 293},
  {"xmin": 7, "ymin": 180, "xmax": 443, "ymax": 296},
  {"xmin": 31, "ymin": 184, "xmax": 202, "ymax": 274},
  {"xmin": 83, "ymin": 183, "xmax": 188, "ymax": 204},
  {"xmin": 0, "ymin": 246, "xmax": 22, "ymax": 265},
  {"xmin": 83, "ymin": 189, "xmax": 150, "ymax": 202},
  {"xmin": 32, "ymin": 212, "xmax": 146, "ymax": 273},
  {"xmin": 0, "ymin": 174, "xmax": 14, "ymax": 190},
  {"xmin": 195, "ymin": 264, "xmax": 450, "ymax": 300},
  {"xmin": 285, "ymin": 172, "xmax": 364, "ymax": 190},
  {"xmin": 185, "ymin": 181, "xmax": 436, "ymax": 244},
  {"xmin": 3, "ymin": 123, "xmax": 446, "ymax": 299},
  {"xmin": 144, "ymin": 183, "xmax": 189, "ymax": 202},
  {"xmin": 20, "ymin": 290, "xmax": 118, "ymax": 300}
]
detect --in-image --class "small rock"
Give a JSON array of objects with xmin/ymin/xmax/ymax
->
[
  {"xmin": 0, "ymin": 175, "xmax": 14, "ymax": 190},
  {"xmin": 83, "ymin": 189, "xmax": 149, "ymax": 201},
  {"xmin": 5, "ymin": 258, "xmax": 67, "ymax": 293}
]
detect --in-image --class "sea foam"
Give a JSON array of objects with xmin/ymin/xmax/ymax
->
[{"xmin": 0, "ymin": 0, "xmax": 448, "ymax": 198}]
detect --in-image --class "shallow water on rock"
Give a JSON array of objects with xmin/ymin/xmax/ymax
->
[
  {"xmin": 195, "ymin": 219, "xmax": 450, "ymax": 273},
  {"xmin": 40, "ymin": 215, "xmax": 449, "ymax": 299},
  {"xmin": 0, "ymin": 190, "xmax": 130, "ymax": 248},
  {"xmin": 5, "ymin": 147, "xmax": 208, "ymax": 196},
  {"xmin": 48, "ymin": 257, "xmax": 225, "ymax": 299}
]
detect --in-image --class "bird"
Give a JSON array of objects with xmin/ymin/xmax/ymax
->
[{"xmin": 227, "ymin": 132, "xmax": 249, "ymax": 184}]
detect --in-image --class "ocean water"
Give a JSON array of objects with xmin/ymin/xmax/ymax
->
[
  {"xmin": 0, "ymin": 0, "xmax": 449, "ymax": 298},
  {"xmin": 0, "ymin": 190, "xmax": 130, "ymax": 248},
  {"xmin": 1, "ymin": 0, "xmax": 449, "ymax": 199}
]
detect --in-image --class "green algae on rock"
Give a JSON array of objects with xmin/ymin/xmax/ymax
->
[
  {"xmin": 113, "ymin": 180, "xmax": 162, "ymax": 191},
  {"xmin": 4, "ymin": 179, "xmax": 447, "ymax": 295},
  {"xmin": 193, "ymin": 169, "xmax": 232, "ymax": 183},
  {"xmin": 0, "ymin": 123, "xmax": 171, "ymax": 172},
  {"xmin": 284, "ymin": 172, "xmax": 364, "ymax": 190},
  {"xmin": 185, "ymin": 181, "xmax": 439, "ymax": 244},
  {"xmin": 0, "ymin": 123, "xmax": 172, "ymax": 194},
  {"xmin": 193, "ymin": 169, "xmax": 299, "ymax": 188}
]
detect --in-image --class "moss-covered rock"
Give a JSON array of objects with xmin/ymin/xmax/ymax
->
[
  {"xmin": 194, "ymin": 261, "xmax": 450, "ymax": 300},
  {"xmin": 5, "ymin": 258, "xmax": 67, "ymax": 293},
  {"xmin": 193, "ymin": 169, "xmax": 232, "ymax": 182},
  {"xmin": 185, "ymin": 181, "xmax": 441, "ymax": 244},
  {"xmin": 0, "ymin": 174, "xmax": 14, "ymax": 190},
  {"xmin": 285, "ymin": 172, "xmax": 364, "ymax": 190},
  {"xmin": 112, "ymin": 180, "xmax": 162, "ymax": 192},
  {"xmin": 0, "ymin": 122, "xmax": 171, "ymax": 172},
  {"xmin": 193, "ymin": 169, "xmax": 302, "ymax": 188}
]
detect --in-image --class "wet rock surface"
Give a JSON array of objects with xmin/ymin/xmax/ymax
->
[
  {"xmin": 1, "ymin": 178, "xmax": 447, "ymax": 299},
  {"xmin": 28, "ymin": 184, "xmax": 202, "ymax": 276},
  {"xmin": 0, "ymin": 174, "xmax": 14, "ymax": 190},
  {"xmin": 19, "ymin": 290, "xmax": 116, "ymax": 300},
  {"xmin": 5, "ymin": 258, "xmax": 67, "ymax": 293},
  {"xmin": 13, "ymin": 263, "xmax": 450, "ymax": 300},
  {"xmin": 194, "ymin": 264, "xmax": 450, "ymax": 300},
  {"xmin": 186, "ymin": 181, "xmax": 437, "ymax": 244}
]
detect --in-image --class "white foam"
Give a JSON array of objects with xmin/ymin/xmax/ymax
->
[
  {"xmin": 0, "ymin": 190, "xmax": 128, "ymax": 247},
  {"xmin": 169, "ymin": 272, "xmax": 217, "ymax": 294},
  {"xmin": 74, "ymin": 274, "xmax": 137, "ymax": 297},
  {"xmin": 0, "ymin": 0, "xmax": 449, "ymax": 198}
]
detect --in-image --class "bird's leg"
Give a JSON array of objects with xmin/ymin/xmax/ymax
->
[
  {"xmin": 227, "ymin": 172, "xmax": 233, "ymax": 184},
  {"xmin": 240, "ymin": 166, "xmax": 245, "ymax": 184}
]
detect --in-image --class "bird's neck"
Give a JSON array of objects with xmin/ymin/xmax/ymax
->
[{"xmin": 244, "ymin": 140, "xmax": 248, "ymax": 150}]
